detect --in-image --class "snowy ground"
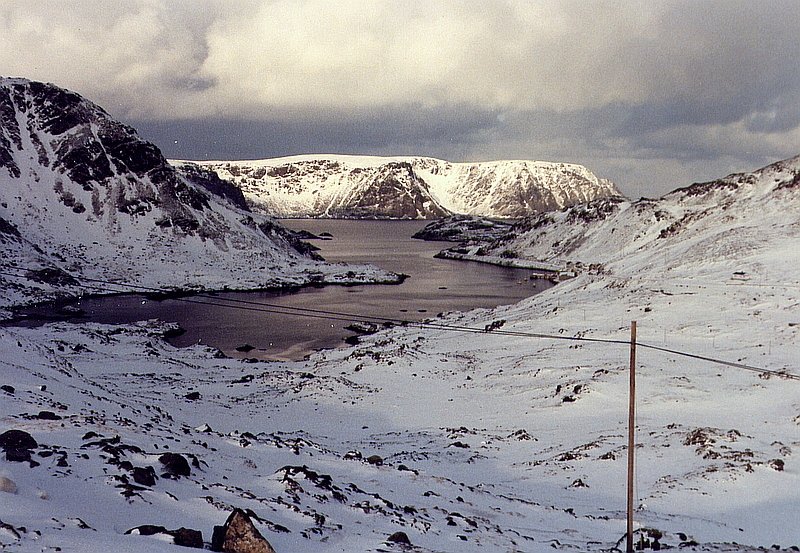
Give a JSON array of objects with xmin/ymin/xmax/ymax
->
[
  {"xmin": 1, "ymin": 269, "xmax": 797, "ymax": 552},
  {"xmin": 1, "ymin": 159, "xmax": 799, "ymax": 552}
]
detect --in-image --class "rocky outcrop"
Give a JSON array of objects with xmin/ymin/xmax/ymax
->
[
  {"xmin": 0, "ymin": 77, "xmax": 301, "ymax": 244},
  {"xmin": 126, "ymin": 525, "xmax": 204, "ymax": 548},
  {"xmin": 0, "ymin": 79, "xmax": 217, "ymax": 232},
  {"xmin": 211, "ymin": 509, "xmax": 277, "ymax": 553},
  {"xmin": 412, "ymin": 215, "xmax": 514, "ymax": 243},
  {"xmin": 173, "ymin": 161, "xmax": 251, "ymax": 211},
  {"xmin": 325, "ymin": 161, "xmax": 450, "ymax": 219}
]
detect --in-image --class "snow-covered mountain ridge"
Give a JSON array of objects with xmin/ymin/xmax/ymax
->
[
  {"xmin": 479, "ymin": 154, "xmax": 800, "ymax": 280},
  {"xmin": 179, "ymin": 154, "xmax": 621, "ymax": 219},
  {"xmin": 0, "ymin": 78, "xmax": 398, "ymax": 313}
]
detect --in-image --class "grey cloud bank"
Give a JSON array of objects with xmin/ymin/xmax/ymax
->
[{"xmin": 2, "ymin": 0, "xmax": 799, "ymax": 197}]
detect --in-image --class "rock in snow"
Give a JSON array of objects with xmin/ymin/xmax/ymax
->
[
  {"xmin": 158, "ymin": 452, "xmax": 192, "ymax": 478},
  {"xmin": 0, "ymin": 430, "xmax": 37, "ymax": 451},
  {"xmin": 0, "ymin": 476, "xmax": 18, "ymax": 495},
  {"xmin": 125, "ymin": 525, "xmax": 204, "ymax": 549},
  {"xmin": 212, "ymin": 509, "xmax": 277, "ymax": 553},
  {"xmin": 386, "ymin": 530, "xmax": 412, "ymax": 546},
  {"xmin": 179, "ymin": 154, "xmax": 621, "ymax": 219}
]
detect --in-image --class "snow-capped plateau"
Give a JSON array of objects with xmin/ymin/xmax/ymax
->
[
  {"xmin": 1, "ymin": 152, "xmax": 799, "ymax": 551},
  {"xmin": 178, "ymin": 154, "xmax": 621, "ymax": 219},
  {"xmin": 0, "ymin": 78, "xmax": 400, "ymax": 314}
]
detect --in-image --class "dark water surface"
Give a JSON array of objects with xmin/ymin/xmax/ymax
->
[{"xmin": 48, "ymin": 220, "xmax": 552, "ymax": 360}]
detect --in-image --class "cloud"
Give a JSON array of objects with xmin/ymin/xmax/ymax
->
[
  {"xmin": 197, "ymin": 1, "xmax": 800, "ymax": 123},
  {"xmin": 7, "ymin": 0, "xmax": 798, "ymax": 120},
  {"xmin": 0, "ymin": 0, "xmax": 218, "ymax": 118},
  {"xmin": 2, "ymin": 0, "xmax": 800, "ymax": 196}
]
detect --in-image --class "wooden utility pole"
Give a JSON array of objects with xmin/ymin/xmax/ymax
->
[{"xmin": 626, "ymin": 321, "xmax": 637, "ymax": 553}]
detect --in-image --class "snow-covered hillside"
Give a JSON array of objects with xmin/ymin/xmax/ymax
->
[
  {"xmin": 1, "ymin": 155, "xmax": 799, "ymax": 552},
  {"xmin": 481, "ymin": 154, "xmax": 800, "ymax": 281},
  {"xmin": 0, "ymin": 79, "xmax": 399, "ymax": 313},
  {"xmin": 180, "ymin": 154, "xmax": 621, "ymax": 219}
]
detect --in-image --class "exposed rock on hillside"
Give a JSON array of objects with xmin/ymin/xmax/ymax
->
[
  {"xmin": 174, "ymin": 161, "xmax": 251, "ymax": 211},
  {"xmin": 212, "ymin": 509, "xmax": 277, "ymax": 553}
]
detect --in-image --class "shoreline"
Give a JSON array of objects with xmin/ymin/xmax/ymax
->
[
  {"xmin": 0, "ymin": 271, "xmax": 409, "ymax": 327},
  {"xmin": 433, "ymin": 249, "xmax": 565, "ymax": 278}
]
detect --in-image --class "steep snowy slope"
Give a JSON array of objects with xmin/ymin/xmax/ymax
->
[
  {"xmin": 182, "ymin": 154, "xmax": 620, "ymax": 219},
  {"xmin": 0, "ymin": 79, "xmax": 398, "ymax": 312}
]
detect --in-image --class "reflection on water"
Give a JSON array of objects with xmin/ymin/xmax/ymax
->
[{"xmin": 47, "ymin": 220, "xmax": 553, "ymax": 360}]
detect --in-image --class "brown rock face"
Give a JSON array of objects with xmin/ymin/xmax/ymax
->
[{"xmin": 211, "ymin": 509, "xmax": 276, "ymax": 553}]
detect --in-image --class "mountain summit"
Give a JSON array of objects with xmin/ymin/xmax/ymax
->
[{"xmin": 180, "ymin": 154, "xmax": 621, "ymax": 219}]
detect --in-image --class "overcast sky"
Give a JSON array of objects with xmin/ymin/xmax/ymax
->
[{"xmin": 3, "ymin": 0, "xmax": 800, "ymax": 197}]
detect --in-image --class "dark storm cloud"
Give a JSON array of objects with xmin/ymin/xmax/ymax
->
[{"xmin": 131, "ymin": 104, "xmax": 502, "ymax": 161}]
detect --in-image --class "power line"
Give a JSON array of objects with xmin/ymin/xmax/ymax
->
[
  {"xmin": 635, "ymin": 342, "xmax": 794, "ymax": 379},
  {"xmin": 1, "ymin": 266, "xmax": 797, "ymax": 380}
]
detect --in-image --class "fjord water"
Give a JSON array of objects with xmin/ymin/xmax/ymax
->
[{"xmin": 70, "ymin": 220, "xmax": 552, "ymax": 360}]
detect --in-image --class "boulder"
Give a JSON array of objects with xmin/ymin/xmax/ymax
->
[
  {"xmin": 132, "ymin": 466, "xmax": 157, "ymax": 486},
  {"xmin": 366, "ymin": 454, "xmax": 383, "ymax": 466},
  {"xmin": 6, "ymin": 448, "xmax": 32, "ymax": 463},
  {"xmin": 172, "ymin": 527, "xmax": 204, "ymax": 548},
  {"xmin": 159, "ymin": 453, "xmax": 191, "ymax": 478},
  {"xmin": 769, "ymin": 459, "xmax": 785, "ymax": 471},
  {"xmin": 0, "ymin": 476, "xmax": 18, "ymax": 494},
  {"xmin": 211, "ymin": 509, "xmax": 276, "ymax": 553},
  {"xmin": 386, "ymin": 531, "xmax": 412, "ymax": 546},
  {"xmin": 1, "ymin": 430, "xmax": 38, "ymax": 464},
  {"xmin": 126, "ymin": 525, "xmax": 204, "ymax": 549},
  {"xmin": 0, "ymin": 429, "xmax": 37, "ymax": 450}
]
